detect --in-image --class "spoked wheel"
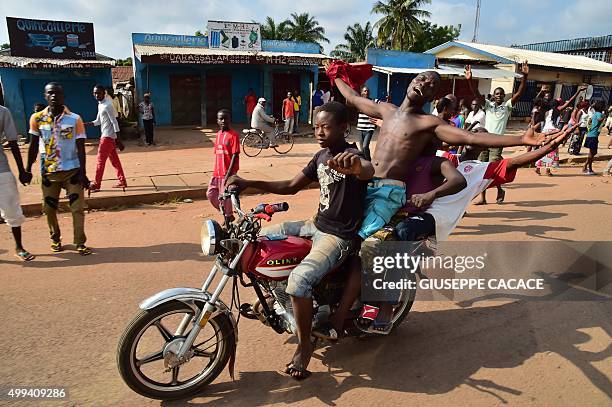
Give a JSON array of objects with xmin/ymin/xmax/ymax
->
[
  {"xmin": 273, "ymin": 131, "xmax": 294, "ymax": 154},
  {"xmin": 242, "ymin": 133, "xmax": 265, "ymax": 157},
  {"xmin": 117, "ymin": 300, "xmax": 235, "ymax": 400}
]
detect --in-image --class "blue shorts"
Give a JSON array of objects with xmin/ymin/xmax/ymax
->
[
  {"xmin": 584, "ymin": 137, "xmax": 598, "ymax": 154},
  {"xmin": 358, "ymin": 179, "xmax": 406, "ymax": 239}
]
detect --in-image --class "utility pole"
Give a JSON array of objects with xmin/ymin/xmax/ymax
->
[{"xmin": 472, "ymin": 0, "xmax": 481, "ymax": 42}]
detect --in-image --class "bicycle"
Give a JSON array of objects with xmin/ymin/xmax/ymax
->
[{"xmin": 241, "ymin": 120, "xmax": 294, "ymax": 157}]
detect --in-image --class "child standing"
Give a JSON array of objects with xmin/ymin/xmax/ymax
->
[{"xmin": 207, "ymin": 109, "xmax": 240, "ymax": 221}]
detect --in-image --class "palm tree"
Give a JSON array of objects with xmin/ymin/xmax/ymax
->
[
  {"xmin": 259, "ymin": 17, "xmax": 290, "ymax": 40},
  {"xmin": 331, "ymin": 22, "xmax": 375, "ymax": 62},
  {"xmin": 284, "ymin": 13, "xmax": 329, "ymax": 45},
  {"xmin": 372, "ymin": 0, "xmax": 431, "ymax": 51}
]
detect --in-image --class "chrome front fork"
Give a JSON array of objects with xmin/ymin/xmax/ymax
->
[{"xmin": 175, "ymin": 241, "xmax": 249, "ymax": 359}]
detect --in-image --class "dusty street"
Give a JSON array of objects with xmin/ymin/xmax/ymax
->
[{"xmin": 1, "ymin": 161, "xmax": 611, "ymax": 406}]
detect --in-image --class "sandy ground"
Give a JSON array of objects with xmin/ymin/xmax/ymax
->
[{"xmin": 0, "ymin": 162, "xmax": 611, "ymax": 406}]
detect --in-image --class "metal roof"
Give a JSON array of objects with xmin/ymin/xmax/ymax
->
[
  {"xmin": 134, "ymin": 44, "xmax": 327, "ymax": 60},
  {"xmin": 512, "ymin": 35, "xmax": 612, "ymax": 53},
  {"xmin": 0, "ymin": 49, "xmax": 115, "ymax": 68},
  {"xmin": 426, "ymin": 41, "xmax": 612, "ymax": 73},
  {"xmin": 372, "ymin": 64, "xmax": 520, "ymax": 79}
]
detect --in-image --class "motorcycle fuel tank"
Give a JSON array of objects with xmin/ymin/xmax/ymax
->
[{"xmin": 246, "ymin": 235, "xmax": 312, "ymax": 280}]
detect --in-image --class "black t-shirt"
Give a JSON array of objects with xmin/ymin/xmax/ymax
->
[{"xmin": 302, "ymin": 142, "xmax": 367, "ymax": 240}]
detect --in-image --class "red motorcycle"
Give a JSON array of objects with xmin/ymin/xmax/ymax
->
[{"xmin": 117, "ymin": 187, "xmax": 420, "ymax": 400}]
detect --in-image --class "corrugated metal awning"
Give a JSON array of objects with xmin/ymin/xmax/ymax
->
[
  {"xmin": 0, "ymin": 50, "xmax": 115, "ymax": 68},
  {"xmin": 372, "ymin": 64, "xmax": 518, "ymax": 79},
  {"xmin": 134, "ymin": 44, "xmax": 327, "ymax": 60},
  {"xmin": 440, "ymin": 64, "xmax": 521, "ymax": 79}
]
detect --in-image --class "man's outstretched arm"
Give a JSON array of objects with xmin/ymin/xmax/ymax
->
[
  {"xmin": 507, "ymin": 126, "xmax": 575, "ymax": 169},
  {"xmin": 226, "ymin": 172, "xmax": 313, "ymax": 195},
  {"xmin": 334, "ymin": 78, "xmax": 390, "ymax": 119},
  {"xmin": 435, "ymin": 120, "xmax": 551, "ymax": 147}
]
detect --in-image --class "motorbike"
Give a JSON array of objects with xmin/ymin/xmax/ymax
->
[{"xmin": 117, "ymin": 187, "xmax": 423, "ymax": 400}]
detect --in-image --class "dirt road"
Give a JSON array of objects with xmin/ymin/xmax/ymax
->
[{"xmin": 1, "ymin": 162, "xmax": 611, "ymax": 406}]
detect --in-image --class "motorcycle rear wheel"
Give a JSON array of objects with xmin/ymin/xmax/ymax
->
[{"xmin": 117, "ymin": 300, "xmax": 235, "ymax": 400}]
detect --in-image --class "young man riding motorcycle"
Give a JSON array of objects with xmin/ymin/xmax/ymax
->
[{"xmin": 227, "ymin": 101, "xmax": 374, "ymax": 380}]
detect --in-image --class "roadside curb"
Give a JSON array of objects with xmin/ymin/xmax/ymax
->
[{"xmin": 21, "ymin": 183, "xmax": 320, "ymax": 217}]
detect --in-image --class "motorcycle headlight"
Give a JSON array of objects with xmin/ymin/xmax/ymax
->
[{"xmin": 201, "ymin": 219, "xmax": 223, "ymax": 255}]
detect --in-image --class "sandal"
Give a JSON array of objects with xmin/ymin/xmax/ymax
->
[
  {"xmin": 15, "ymin": 250, "xmax": 35, "ymax": 261},
  {"xmin": 312, "ymin": 321, "xmax": 340, "ymax": 342},
  {"xmin": 50, "ymin": 241, "xmax": 63, "ymax": 252},
  {"xmin": 76, "ymin": 245, "xmax": 93, "ymax": 256},
  {"xmin": 281, "ymin": 363, "xmax": 311, "ymax": 381}
]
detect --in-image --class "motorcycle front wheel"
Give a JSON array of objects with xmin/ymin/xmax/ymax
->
[{"xmin": 117, "ymin": 300, "xmax": 235, "ymax": 400}]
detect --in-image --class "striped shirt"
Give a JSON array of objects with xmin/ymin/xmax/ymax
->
[{"xmin": 357, "ymin": 112, "xmax": 376, "ymax": 131}]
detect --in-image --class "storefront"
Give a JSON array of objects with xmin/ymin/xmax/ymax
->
[
  {"xmin": 132, "ymin": 31, "xmax": 327, "ymax": 126},
  {"xmin": 0, "ymin": 17, "xmax": 114, "ymax": 137}
]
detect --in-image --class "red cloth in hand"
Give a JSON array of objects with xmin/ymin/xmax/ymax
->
[{"xmin": 326, "ymin": 60, "xmax": 373, "ymax": 91}]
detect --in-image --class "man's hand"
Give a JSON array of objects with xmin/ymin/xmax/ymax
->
[
  {"xmin": 520, "ymin": 60, "xmax": 529, "ymax": 76},
  {"xmin": 80, "ymin": 172, "xmax": 91, "ymax": 189},
  {"xmin": 410, "ymin": 191, "xmax": 436, "ymax": 208},
  {"xmin": 521, "ymin": 126, "xmax": 553, "ymax": 147},
  {"xmin": 327, "ymin": 152, "xmax": 362, "ymax": 175},
  {"xmin": 84, "ymin": 121, "xmax": 93, "ymax": 126},
  {"xmin": 225, "ymin": 175, "xmax": 247, "ymax": 191},
  {"xmin": 116, "ymin": 138, "xmax": 125, "ymax": 151},
  {"xmin": 19, "ymin": 171, "xmax": 33, "ymax": 186},
  {"xmin": 369, "ymin": 117, "xmax": 383, "ymax": 127},
  {"xmin": 465, "ymin": 65, "xmax": 472, "ymax": 81}
]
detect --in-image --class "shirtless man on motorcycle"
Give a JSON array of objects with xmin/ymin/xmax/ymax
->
[
  {"xmin": 227, "ymin": 101, "xmax": 374, "ymax": 379},
  {"xmin": 331, "ymin": 66, "xmax": 550, "ymax": 240}
]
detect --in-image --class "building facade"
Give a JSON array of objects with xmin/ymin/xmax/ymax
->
[
  {"xmin": 132, "ymin": 33, "xmax": 326, "ymax": 126},
  {"xmin": 0, "ymin": 49, "xmax": 114, "ymax": 136}
]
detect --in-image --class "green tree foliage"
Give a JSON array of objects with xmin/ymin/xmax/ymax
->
[
  {"xmin": 284, "ymin": 13, "xmax": 329, "ymax": 45},
  {"xmin": 331, "ymin": 22, "xmax": 375, "ymax": 62},
  {"xmin": 409, "ymin": 21, "xmax": 461, "ymax": 52},
  {"xmin": 372, "ymin": 0, "xmax": 431, "ymax": 50}
]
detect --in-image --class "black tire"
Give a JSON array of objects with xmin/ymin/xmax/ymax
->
[
  {"xmin": 273, "ymin": 132, "xmax": 294, "ymax": 154},
  {"xmin": 117, "ymin": 300, "xmax": 235, "ymax": 400},
  {"xmin": 242, "ymin": 133, "xmax": 264, "ymax": 157},
  {"xmin": 389, "ymin": 272, "xmax": 417, "ymax": 331}
]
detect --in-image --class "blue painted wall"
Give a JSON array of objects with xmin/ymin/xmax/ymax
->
[
  {"xmin": 132, "ymin": 33, "xmax": 319, "ymax": 125},
  {"xmin": 367, "ymin": 48, "xmax": 435, "ymax": 69},
  {"xmin": 0, "ymin": 67, "xmax": 112, "ymax": 137},
  {"xmin": 365, "ymin": 48, "xmax": 435, "ymax": 107}
]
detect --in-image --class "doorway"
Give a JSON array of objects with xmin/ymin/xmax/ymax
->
[
  {"xmin": 272, "ymin": 73, "xmax": 300, "ymax": 118},
  {"xmin": 170, "ymin": 75, "xmax": 201, "ymax": 125},
  {"xmin": 205, "ymin": 74, "xmax": 232, "ymax": 125}
]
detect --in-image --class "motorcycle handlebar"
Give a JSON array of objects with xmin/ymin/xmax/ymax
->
[{"xmin": 252, "ymin": 202, "xmax": 289, "ymax": 216}]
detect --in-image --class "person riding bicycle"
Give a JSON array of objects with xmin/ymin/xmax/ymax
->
[
  {"xmin": 250, "ymin": 97, "xmax": 278, "ymax": 147},
  {"xmin": 228, "ymin": 101, "xmax": 374, "ymax": 380}
]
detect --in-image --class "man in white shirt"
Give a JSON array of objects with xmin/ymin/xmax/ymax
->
[
  {"xmin": 465, "ymin": 99, "xmax": 486, "ymax": 130},
  {"xmin": 85, "ymin": 84, "xmax": 127, "ymax": 191},
  {"xmin": 250, "ymin": 97, "xmax": 277, "ymax": 146},
  {"xmin": 321, "ymin": 89, "xmax": 331, "ymax": 104}
]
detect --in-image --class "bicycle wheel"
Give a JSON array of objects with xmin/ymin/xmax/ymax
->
[
  {"xmin": 242, "ymin": 133, "xmax": 264, "ymax": 157},
  {"xmin": 273, "ymin": 131, "xmax": 294, "ymax": 154}
]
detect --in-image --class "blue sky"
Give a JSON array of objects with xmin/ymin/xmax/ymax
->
[{"xmin": 1, "ymin": 0, "xmax": 610, "ymax": 58}]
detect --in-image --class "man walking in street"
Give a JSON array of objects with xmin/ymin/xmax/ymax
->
[
  {"xmin": 138, "ymin": 93, "xmax": 156, "ymax": 146},
  {"xmin": 244, "ymin": 88, "xmax": 257, "ymax": 126},
  {"xmin": 25, "ymin": 82, "xmax": 92, "ymax": 256},
  {"xmin": 283, "ymin": 91, "xmax": 295, "ymax": 134},
  {"xmin": 0, "ymin": 105, "xmax": 35, "ymax": 261},
  {"xmin": 85, "ymin": 84, "xmax": 127, "ymax": 191}
]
